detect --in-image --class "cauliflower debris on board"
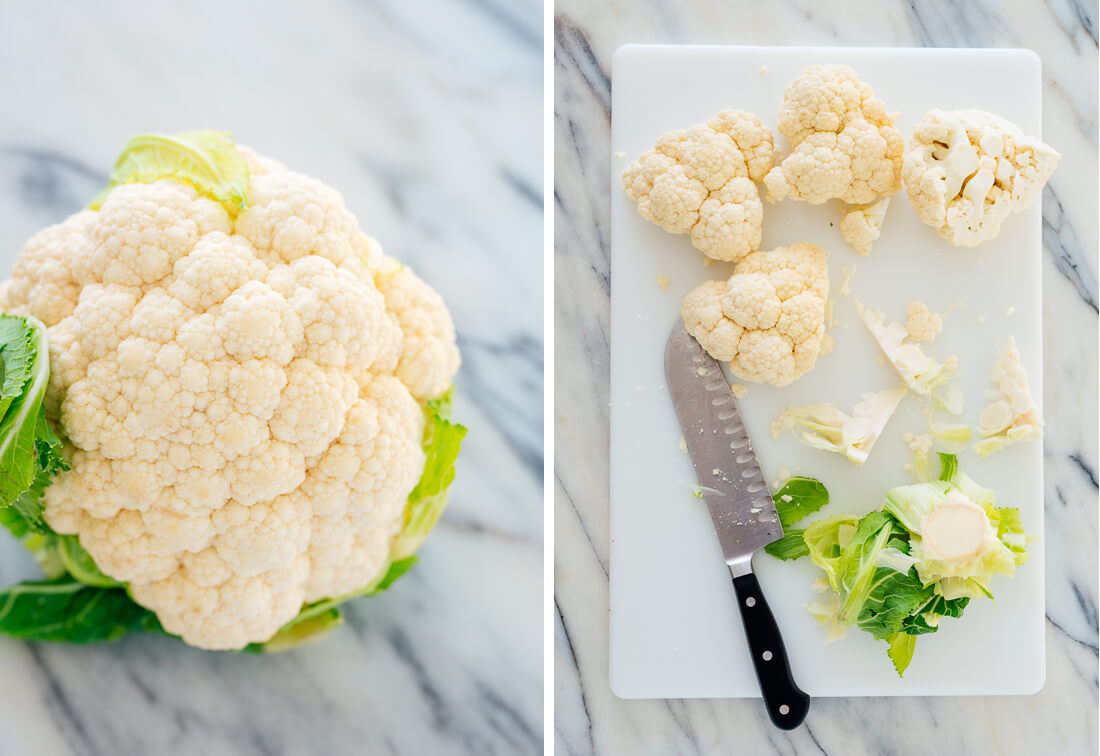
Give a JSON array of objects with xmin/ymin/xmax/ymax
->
[
  {"xmin": 839, "ymin": 197, "xmax": 890, "ymax": 256},
  {"xmin": 772, "ymin": 386, "xmax": 907, "ymax": 464},
  {"xmin": 622, "ymin": 110, "xmax": 775, "ymax": 262},
  {"xmin": 975, "ymin": 338, "xmax": 1042, "ymax": 457},
  {"xmin": 905, "ymin": 300, "xmax": 942, "ymax": 342},
  {"xmin": 681, "ymin": 243, "xmax": 829, "ymax": 387},
  {"xmin": 764, "ymin": 65, "xmax": 904, "ymax": 205},
  {"xmin": 855, "ymin": 301, "xmax": 961, "ymax": 413},
  {"xmin": 2, "ymin": 154, "xmax": 460, "ymax": 650},
  {"xmin": 902, "ymin": 109, "xmax": 1060, "ymax": 247}
]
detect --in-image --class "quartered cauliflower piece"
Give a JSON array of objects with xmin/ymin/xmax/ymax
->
[
  {"xmin": 764, "ymin": 65, "xmax": 904, "ymax": 205},
  {"xmin": 622, "ymin": 110, "xmax": 774, "ymax": 261},
  {"xmin": 905, "ymin": 300, "xmax": 942, "ymax": 342},
  {"xmin": 903, "ymin": 109, "xmax": 1060, "ymax": 246},
  {"xmin": 1, "ymin": 135, "xmax": 461, "ymax": 650},
  {"xmin": 839, "ymin": 197, "xmax": 890, "ymax": 256},
  {"xmin": 974, "ymin": 338, "xmax": 1042, "ymax": 457},
  {"xmin": 681, "ymin": 243, "xmax": 829, "ymax": 386},
  {"xmin": 855, "ymin": 301, "xmax": 961, "ymax": 413},
  {"xmin": 772, "ymin": 386, "xmax": 908, "ymax": 464}
]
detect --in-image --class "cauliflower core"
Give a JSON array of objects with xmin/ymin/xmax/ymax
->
[
  {"xmin": 622, "ymin": 110, "xmax": 774, "ymax": 262},
  {"xmin": 0, "ymin": 154, "xmax": 460, "ymax": 649},
  {"xmin": 681, "ymin": 243, "xmax": 829, "ymax": 386},
  {"xmin": 902, "ymin": 109, "xmax": 1060, "ymax": 246},
  {"xmin": 764, "ymin": 65, "xmax": 904, "ymax": 205},
  {"xmin": 975, "ymin": 337, "xmax": 1042, "ymax": 457}
]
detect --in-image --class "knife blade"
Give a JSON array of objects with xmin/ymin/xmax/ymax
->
[
  {"xmin": 664, "ymin": 322, "xmax": 782, "ymax": 574},
  {"xmin": 665, "ymin": 320, "xmax": 810, "ymax": 730}
]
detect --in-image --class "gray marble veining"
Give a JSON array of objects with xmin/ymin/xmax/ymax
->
[
  {"xmin": 0, "ymin": 0, "xmax": 543, "ymax": 754},
  {"xmin": 554, "ymin": 1, "xmax": 1098, "ymax": 753}
]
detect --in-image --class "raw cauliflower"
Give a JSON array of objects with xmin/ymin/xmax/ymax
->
[
  {"xmin": 905, "ymin": 300, "xmax": 942, "ymax": 342},
  {"xmin": 764, "ymin": 65, "xmax": 904, "ymax": 205},
  {"xmin": 902, "ymin": 109, "xmax": 1060, "ymax": 246},
  {"xmin": 681, "ymin": 243, "xmax": 829, "ymax": 386},
  {"xmin": 974, "ymin": 338, "xmax": 1042, "ymax": 457},
  {"xmin": 0, "ymin": 135, "xmax": 460, "ymax": 650},
  {"xmin": 839, "ymin": 197, "xmax": 890, "ymax": 256},
  {"xmin": 622, "ymin": 110, "xmax": 774, "ymax": 262}
]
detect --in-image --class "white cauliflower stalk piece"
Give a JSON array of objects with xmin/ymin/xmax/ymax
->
[
  {"xmin": 681, "ymin": 243, "xmax": 829, "ymax": 386},
  {"xmin": 855, "ymin": 301, "xmax": 961, "ymax": 413},
  {"xmin": 903, "ymin": 109, "xmax": 1060, "ymax": 246},
  {"xmin": 764, "ymin": 65, "xmax": 904, "ymax": 205},
  {"xmin": 839, "ymin": 197, "xmax": 890, "ymax": 256},
  {"xmin": 1, "ymin": 133, "xmax": 461, "ymax": 650},
  {"xmin": 622, "ymin": 110, "xmax": 774, "ymax": 261},
  {"xmin": 772, "ymin": 386, "xmax": 907, "ymax": 464},
  {"xmin": 974, "ymin": 338, "xmax": 1042, "ymax": 457}
]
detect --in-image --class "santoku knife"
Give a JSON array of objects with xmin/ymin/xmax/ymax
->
[{"xmin": 665, "ymin": 321, "xmax": 810, "ymax": 730}]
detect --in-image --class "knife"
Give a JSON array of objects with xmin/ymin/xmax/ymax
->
[{"xmin": 665, "ymin": 321, "xmax": 810, "ymax": 730}]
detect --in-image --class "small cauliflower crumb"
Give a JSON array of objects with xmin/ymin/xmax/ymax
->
[
  {"xmin": 820, "ymin": 332, "xmax": 835, "ymax": 356},
  {"xmin": 657, "ymin": 275, "xmax": 671, "ymax": 290},
  {"xmin": 1004, "ymin": 306, "xmax": 1016, "ymax": 318},
  {"xmin": 696, "ymin": 366, "xmax": 708, "ymax": 377},
  {"xmin": 977, "ymin": 314, "xmax": 986, "ymax": 323},
  {"xmin": 729, "ymin": 382, "xmax": 749, "ymax": 398},
  {"xmin": 614, "ymin": 151, "xmax": 626, "ymax": 159},
  {"xmin": 760, "ymin": 65, "xmax": 768, "ymax": 75},
  {"xmin": 679, "ymin": 434, "xmax": 688, "ymax": 454},
  {"xmin": 905, "ymin": 301, "xmax": 943, "ymax": 342},
  {"xmin": 838, "ymin": 266, "xmax": 855, "ymax": 297}
]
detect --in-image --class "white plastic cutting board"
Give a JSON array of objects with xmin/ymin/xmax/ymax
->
[{"xmin": 609, "ymin": 46, "xmax": 1045, "ymax": 698}]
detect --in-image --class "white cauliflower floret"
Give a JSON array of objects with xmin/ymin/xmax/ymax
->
[
  {"xmin": 764, "ymin": 65, "xmax": 904, "ymax": 205},
  {"xmin": 3, "ymin": 152, "xmax": 460, "ymax": 650},
  {"xmin": 622, "ymin": 110, "xmax": 774, "ymax": 261},
  {"xmin": 839, "ymin": 197, "xmax": 890, "ymax": 256},
  {"xmin": 905, "ymin": 301, "xmax": 942, "ymax": 342},
  {"xmin": 974, "ymin": 338, "xmax": 1042, "ymax": 457},
  {"xmin": 903, "ymin": 109, "xmax": 1060, "ymax": 247},
  {"xmin": 681, "ymin": 243, "xmax": 829, "ymax": 386}
]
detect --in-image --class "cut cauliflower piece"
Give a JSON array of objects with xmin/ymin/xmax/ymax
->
[
  {"xmin": 839, "ymin": 197, "xmax": 890, "ymax": 255},
  {"xmin": 764, "ymin": 65, "xmax": 904, "ymax": 205},
  {"xmin": 1, "ymin": 134, "xmax": 462, "ymax": 651},
  {"xmin": 905, "ymin": 300, "xmax": 942, "ymax": 342},
  {"xmin": 903, "ymin": 109, "xmax": 1060, "ymax": 247},
  {"xmin": 622, "ymin": 110, "xmax": 774, "ymax": 261},
  {"xmin": 681, "ymin": 243, "xmax": 829, "ymax": 386},
  {"xmin": 855, "ymin": 301, "xmax": 961, "ymax": 413},
  {"xmin": 772, "ymin": 386, "xmax": 907, "ymax": 464},
  {"xmin": 974, "ymin": 338, "xmax": 1042, "ymax": 457}
]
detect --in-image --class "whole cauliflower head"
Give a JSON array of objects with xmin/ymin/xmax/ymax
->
[
  {"xmin": 0, "ymin": 135, "xmax": 460, "ymax": 649},
  {"xmin": 902, "ymin": 109, "xmax": 1060, "ymax": 247},
  {"xmin": 622, "ymin": 110, "xmax": 774, "ymax": 262},
  {"xmin": 764, "ymin": 65, "xmax": 904, "ymax": 205},
  {"xmin": 681, "ymin": 243, "xmax": 829, "ymax": 386}
]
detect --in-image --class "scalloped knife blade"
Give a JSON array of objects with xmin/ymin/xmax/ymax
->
[{"xmin": 664, "ymin": 321, "xmax": 783, "ymax": 573}]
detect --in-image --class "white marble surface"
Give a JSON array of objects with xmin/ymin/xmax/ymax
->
[
  {"xmin": 555, "ymin": 1, "xmax": 1098, "ymax": 753},
  {"xmin": 0, "ymin": 1, "xmax": 543, "ymax": 754}
]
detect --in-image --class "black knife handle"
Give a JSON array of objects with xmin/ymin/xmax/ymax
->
[{"xmin": 731, "ymin": 571, "xmax": 810, "ymax": 729}]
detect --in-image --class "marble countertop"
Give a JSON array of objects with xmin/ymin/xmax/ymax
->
[
  {"xmin": 0, "ymin": 1, "xmax": 543, "ymax": 754},
  {"xmin": 554, "ymin": 1, "xmax": 1098, "ymax": 754}
]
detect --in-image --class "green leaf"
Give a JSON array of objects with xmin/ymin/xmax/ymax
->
[
  {"xmin": 764, "ymin": 530, "xmax": 809, "ymax": 560},
  {"xmin": 936, "ymin": 452, "xmax": 958, "ymax": 482},
  {"xmin": 855, "ymin": 566, "xmax": 933, "ymax": 640},
  {"xmin": 57, "ymin": 536, "xmax": 122, "ymax": 588},
  {"xmin": 246, "ymin": 607, "xmax": 344, "ymax": 654},
  {"xmin": 772, "ymin": 477, "xmax": 829, "ymax": 529},
  {"xmin": 0, "ymin": 577, "xmax": 159, "ymax": 643},
  {"xmin": 804, "ymin": 514, "xmax": 861, "ymax": 594},
  {"xmin": 90, "ymin": 130, "xmax": 251, "ymax": 214},
  {"xmin": 885, "ymin": 632, "xmax": 917, "ymax": 677},
  {"xmin": 835, "ymin": 511, "xmax": 906, "ymax": 625},
  {"xmin": 389, "ymin": 390, "xmax": 467, "ymax": 562},
  {"xmin": 0, "ymin": 315, "xmax": 52, "ymax": 506},
  {"xmin": 988, "ymin": 507, "xmax": 1029, "ymax": 564}
]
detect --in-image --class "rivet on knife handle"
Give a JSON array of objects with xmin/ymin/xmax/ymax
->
[{"xmin": 731, "ymin": 572, "xmax": 810, "ymax": 729}]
